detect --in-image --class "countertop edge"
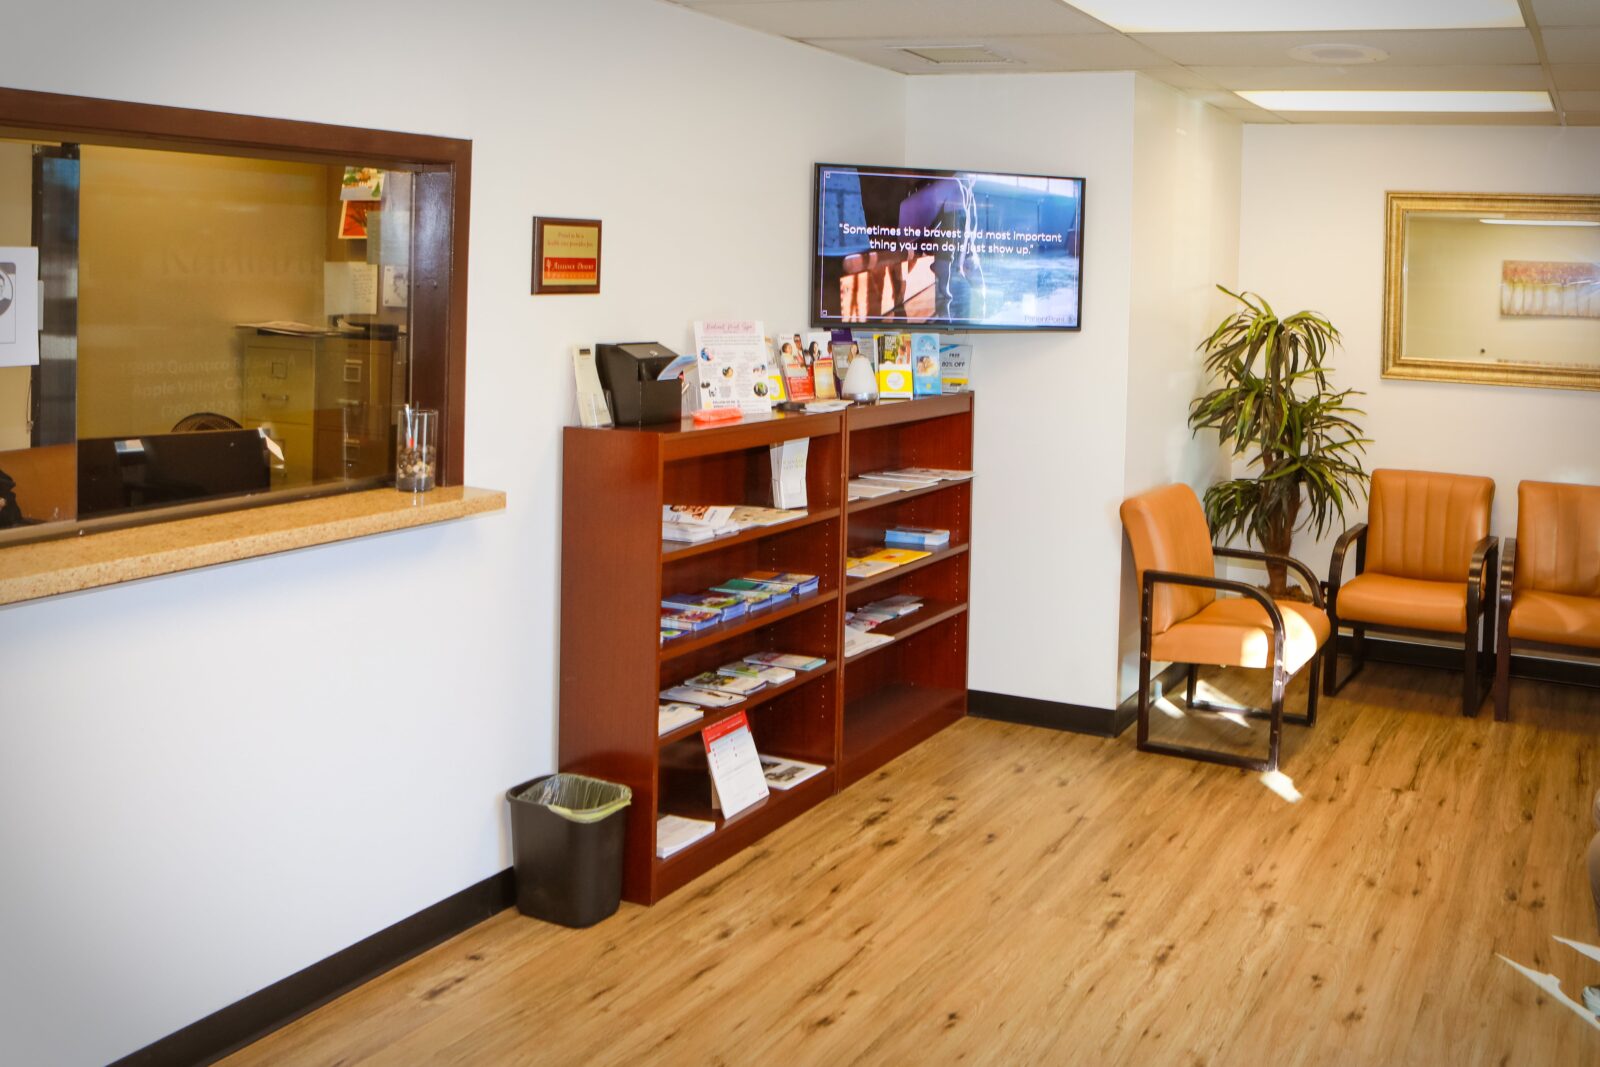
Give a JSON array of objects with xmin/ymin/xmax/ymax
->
[{"xmin": 0, "ymin": 486, "xmax": 507, "ymax": 607}]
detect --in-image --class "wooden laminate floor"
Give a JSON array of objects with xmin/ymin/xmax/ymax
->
[{"xmin": 226, "ymin": 664, "xmax": 1600, "ymax": 1066}]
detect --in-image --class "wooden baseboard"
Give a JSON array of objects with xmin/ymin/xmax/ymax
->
[
  {"xmin": 971, "ymin": 665, "xmax": 1185, "ymax": 738},
  {"xmin": 111, "ymin": 868, "xmax": 515, "ymax": 1067}
]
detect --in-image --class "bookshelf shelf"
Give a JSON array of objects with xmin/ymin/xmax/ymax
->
[
  {"xmin": 842, "ymin": 682, "xmax": 966, "ymax": 785},
  {"xmin": 656, "ymin": 662, "xmax": 838, "ymax": 748},
  {"xmin": 846, "ymin": 479, "xmax": 967, "ymax": 516},
  {"xmin": 844, "ymin": 601, "xmax": 968, "ymax": 663},
  {"xmin": 659, "ymin": 590, "xmax": 837, "ymax": 662},
  {"xmin": 653, "ymin": 768, "xmax": 836, "ymax": 896},
  {"xmin": 560, "ymin": 392, "xmax": 972, "ymax": 905},
  {"xmin": 846, "ymin": 544, "xmax": 970, "ymax": 594},
  {"xmin": 662, "ymin": 506, "xmax": 841, "ymax": 560}
]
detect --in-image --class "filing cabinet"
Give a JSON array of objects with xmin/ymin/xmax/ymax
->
[{"xmin": 241, "ymin": 334, "xmax": 394, "ymax": 486}]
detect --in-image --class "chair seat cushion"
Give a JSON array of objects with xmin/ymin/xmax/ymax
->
[
  {"xmin": 1508, "ymin": 590, "xmax": 1600, "ymax": 650},
  {"xmin": 1336, "ymin": 573, "xmax": 1467, "ymax": 633},
  {"xmin": 1152, "ymin": 596, "xmax": 1330, "ymax": 673}
]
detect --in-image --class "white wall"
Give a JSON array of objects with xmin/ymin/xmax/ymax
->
[
  {"xmin": 906, "ymin": 73, "xmax": 1138, "ymax": 711},
  {"xmin": 1117, "ymin": 76, "xmax": 1241, "ymax": 696},
  {"xmin": 0, "ymin": 4, "xmax": 904, "ymax": 1065},
  {"xmin": 1239, "ymin": 125, "xmax": 1600, "ymax": 571}
]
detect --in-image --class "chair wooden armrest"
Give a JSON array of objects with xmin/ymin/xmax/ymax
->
[
  {"xmin": 1212, "ymin": 546, "xmax": 1326, "ymax": 608},
  {"xmin": 1141, "ymin": 567, "xmax": 1288, "ymax": 674},
  {"xmin": 1326, "ymin": 523, "xmax": 1368, "ymax": 613},
  {"xmin": 1494, "ymin": 538, "xmax": 1516, "ymax": 722},
  {"xmin": 1467, "ymin": 535, "xmax": 1498, "ymax": 625}
]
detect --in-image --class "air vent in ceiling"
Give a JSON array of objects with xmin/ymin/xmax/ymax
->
[
  {"xmin": 1287, "ymin": 43, "xmax": 1390, "ymax": 65},
  {"xmin": 899, "ymin": 45, "xmax": 1012, "ymax": 65}
]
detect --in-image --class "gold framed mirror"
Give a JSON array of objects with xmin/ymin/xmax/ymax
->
[{"xmin": 1383, "ymin": 191, "xmax": 1600, "ymax": 392}]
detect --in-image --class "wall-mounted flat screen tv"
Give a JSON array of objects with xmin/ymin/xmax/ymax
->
[{"xmin": 812, "ymin": 162, "xmax": 1084, "ymax": 332}]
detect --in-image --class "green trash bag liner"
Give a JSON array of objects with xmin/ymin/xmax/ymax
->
[{"xmin": 517, "ymin": 773, "xmax": 632, "ymax": 822}]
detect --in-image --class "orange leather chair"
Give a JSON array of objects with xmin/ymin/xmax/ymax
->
[
  {"xmin": 1324, "ymin": 469, "xmax": 1498, "ymax": 716},
  {"xmin": 1121, "ymin": 483, "xmax": 1330, "ymax": 773},
  {"xmin": 1494, "ymin": 480, "xmax": 1600, "ymax": 720}
]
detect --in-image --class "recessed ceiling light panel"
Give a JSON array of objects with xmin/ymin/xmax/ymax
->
[
  {"xmin": 1236, "ymin": 90, "xmax": 1553, "ymax": 113},
  {"xmin": 1065, "ymin": 0, "xmax": 1524, "ymax": 33},
  {"xmin": 1287, "ymin": 43, "xmax": 1390, "ymax": 65}
]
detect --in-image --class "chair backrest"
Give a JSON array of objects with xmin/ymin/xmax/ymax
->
[
  {"xmin": 1365, "ymin": 468, "xmax": 1493, "ymax": 583},
  {"xmin": 1120, "ymin": 483, "xmax": 1216, "ymax": 635},
  {"xmin": 1516, "ymin": 480, "xmax": 1600, "ymax": 598}
]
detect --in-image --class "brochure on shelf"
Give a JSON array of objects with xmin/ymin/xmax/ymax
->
[
  {"xmin": 659, "ymin": 703, "xmax": 705, "ymax": 735},
  {"xmin": 571, "ymin": 343, "xmax": 613, "ymax": 428},
  {"xmin": 693, "ymin": 319, "xmax": 775, "ymax": 415},
  {"xmin": 911, "ymin": 333, "xmax": 942, "ymax": 396},
  {"xmin": 703, "ymin": 711, "xmax": 769, "ymax": 817},
  {"xmin": 770, "ymin": 438, "xmax": 809, "ymax": 509},
  {"xmin": 844, "ymin": 628, "xmax": 893, "ymax": 658},
  {"xmin": 660, "ymin": 685, "xmax": 744, "ymax": 708},
  {"xmin": 875, "ymin": 332, "xmax": 913, "ymax": 399},
  {"xmin": 743, "ymin": 651, "xmax": 826, "ymax": 671},
  {"xmin": 939, "ymin": 341, "xmax": 973, "ymax": 392},
  {"xmin": 656, "ymin": 814, "xmax": 716, "ymax": 859},
  {"xmin": 759, "ymin": 754, "xmax": 826, "ymax": 791}
]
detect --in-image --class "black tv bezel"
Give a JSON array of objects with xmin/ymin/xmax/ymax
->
[{"xmin": 809, "ymin": 161, "xmax": 1086, "ymax": 334}]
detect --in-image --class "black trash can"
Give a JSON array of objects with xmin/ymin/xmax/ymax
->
[{"xmin": 506, "ymin": 773, "xmax": 632, "ymax": 928}]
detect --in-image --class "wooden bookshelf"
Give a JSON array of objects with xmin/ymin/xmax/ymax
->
[{"xmin": 559, "ymin": 394, "xmax": 972, "ymax": 904}]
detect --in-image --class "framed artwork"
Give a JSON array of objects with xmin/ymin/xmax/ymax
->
[
  {"xmin": 532, "ymin": 216, "xmax": 602, "ymax": 295},
  {"xmin": 1383, "ymin": 191, "xmax": 1600, "ymax": 392}
]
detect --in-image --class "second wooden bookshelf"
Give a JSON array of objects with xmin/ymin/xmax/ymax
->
[{"xmin": 559, "ymin": 393, "xmax": 973, "ymax": 904}]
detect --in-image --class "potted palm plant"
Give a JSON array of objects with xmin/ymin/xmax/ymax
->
[{"xmin": 1188, "ymin": 287, "xmax": 1370, "ymax": 597}]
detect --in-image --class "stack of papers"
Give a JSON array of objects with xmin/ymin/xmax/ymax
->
[
  {"xmin": 844, "ymin": 628, "xmax": 894, "ymax": 658},
  {"xmin": 847, "ymin": 480, "xmax": 901, "ymax": 501},
  {"xmin": 657, "ymin": 815, "xmax": 716, "ymax": 858},
  {"xmin": 743, "ymin": 651, "xmax": 826, "ymax": 671},
  {"xmin": 658, "ymin": 702, "xmax": 705, "ymax": 735}
]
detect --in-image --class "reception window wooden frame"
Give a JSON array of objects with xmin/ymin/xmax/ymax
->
[{"xmin": 0, "ymin": 86, "xmax": 472, "ymax": 534}]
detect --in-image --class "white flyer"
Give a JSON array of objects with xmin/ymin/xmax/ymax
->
[
  {"xmin": 702, "ymin": 711, "xmax": 769, "ymax": 818},
  {"xmin": 691, "ymin": 319, "xmax": 774, "ymax": 415},
  {"xmin": 0, "ymin": 247, "xmax": 40, "ymax": 368},
  {"xmin": 572, "ymin": 343, "xmax": 613, "ymax": 428}
]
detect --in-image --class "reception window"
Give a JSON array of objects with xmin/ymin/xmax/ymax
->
[{"xmin": 0, "ymin": 90, "xmax": 468, "ymax": 544}]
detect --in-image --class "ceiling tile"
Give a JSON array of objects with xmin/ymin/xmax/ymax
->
[
  {"xmin": 1130, "ymin": 28, "xmax": 1537, "ymax": 66},
  {"xmin": 1192, "ymin": 64, "xmax": 1548, "ymax": 90},
  {"xmin": 1553, "ymin": 63, "xmax": 1600, "ymax": 88},
  {"xmin": 679, "ymin": 0, "xmax": 1112, "ymax": 39},
  {"xmin": 1540, "ymin": 26, "xmax": 1600, "ymax": 63},
  {"xmin": 1136, "ymin": 65, "xmax": 1225, "ymax": 89},
  {"xmin": 1531, "ymin": 0, "xmax": 1600, "ymax": 27},
  {"xmin": 1557, "ymin": 90, "xmax": 1600, "ymax": 109}
]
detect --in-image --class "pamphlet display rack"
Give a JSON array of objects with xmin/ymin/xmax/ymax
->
[{"xmin": 560, "ymin": 393, "xmax": 973, "ymax": 904}]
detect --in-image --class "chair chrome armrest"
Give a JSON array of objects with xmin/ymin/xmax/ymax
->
[{"xmin": 1212, "ymin": 546, "xmax": 1326, "ymax": 608}]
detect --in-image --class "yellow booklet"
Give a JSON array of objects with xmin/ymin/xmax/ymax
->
[{"xmin": 862, "ymin": 547, "xmax": 930, "ymax": 567}]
